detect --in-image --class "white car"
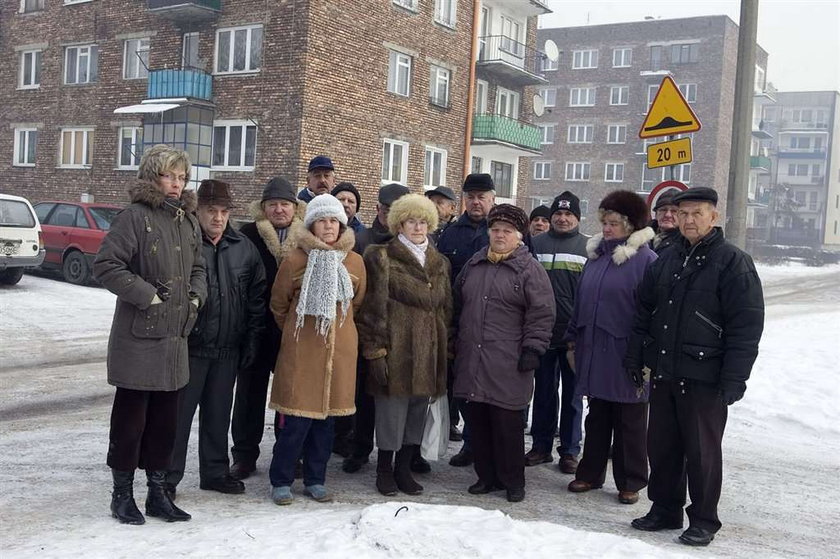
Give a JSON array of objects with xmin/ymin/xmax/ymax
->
[{"xmin": 0, "ymin": 193, "xmax": 46, "ymax": 285}]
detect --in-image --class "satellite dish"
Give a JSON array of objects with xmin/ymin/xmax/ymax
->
[
  {"xmin": 533, "ymin": 94, "xmax": 545, "ymax": 117},
  {"xmin": 544, "ymin": 40, "xmax": 560, "ymax": 62}
]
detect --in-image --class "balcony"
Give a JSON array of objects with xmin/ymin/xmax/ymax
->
[
  {"xmin": 147, "ymin": 0, "xmax": 221, "ymax": 24},
  {"xmin": 147, "ymin": 69, "xmax": 212, "ymax": 102},
  {"xmin": 751, "ymin": 119, "xmax": 775, "ymax": 139},
  {"xmin": 777, "ymin": 147, "xmax": 827, "ymax": 159},
  {"xmin": 779, "ymin": 120, "xmax": 830, "ymax": 132},
  {"xmin": 476, "ymin": 35, "xmax": 548, "ymax": 87},
  {"xmin": 750, "ymin": 155, "xmax": 771, "ymax": 172},
  {"xmin": 472, "ymin": 114, "xmax": 542, "ymax": 154}
]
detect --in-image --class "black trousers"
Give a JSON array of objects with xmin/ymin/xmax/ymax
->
[
  {"xmin": 107, "ymin": 387, "xmax": 180, "ymax": 472},
  {"xmin": 230, "ymin": 336, "xmax": 279, "ymax": 466},
  {"xmin": 575, "ymin": 398, "xmax": 648, "ymax": 492},
  {"xmin": 348, "ymin": 358, "xmax": 376, "ymax": 458},
  {"xmin": 647, "ymin": 379, "xmax": 728, "ymax": 533},
  {"xmin": 466, "ymin": 402, "xmax": 526, "ymax": 491}
]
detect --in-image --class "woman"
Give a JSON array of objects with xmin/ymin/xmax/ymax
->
[
  {"xmin": 356, "ymin": 194, "xmax": 451, "ymax": 496},
  {"xmin": 268, "ymin": 194, "xmax": 366, "ymax": 505},
  {"xmin": 564, "ymin": 190, "xmax": 657, "ymax": 505},
  {"xmin": 452, "ymin": 204, "xmax": 555, "ymax": 503},
  {"xmin": 94, "ymin": 144, "xmax": 207, "ymax": 525}
]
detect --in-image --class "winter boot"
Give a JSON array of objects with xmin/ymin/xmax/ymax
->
[
  {"xmin": 375, "ymin": 450, "xmax": 398, "ymax": 496},
  {"xmin": 110, "ymin": 469, "xmax": 145, "ymax": 525},
  {"xmin": 145, "ymin": 470, "xmax": 191, "ymax": 522},
  {"xmin": 410, "ymin": 444, "xmax": 431, "ymax": 474},
  {"xmin": 394, "ymin": 446, "xmax": 423, "ymax": 495}
]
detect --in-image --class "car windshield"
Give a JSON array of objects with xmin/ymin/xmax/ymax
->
[
  {"xmin": 89, "ymin": 207, "xmax": 120, "ymax": 231},
  {"xmin": 0, "ymin": 200, "xmax": 36, "ymax": 228}
]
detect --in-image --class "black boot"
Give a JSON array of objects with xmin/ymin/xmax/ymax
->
[
  {"xmin": 375, "ymin": 450, "xmax": 398, "ymax": 496},
  {"xmin": 394, "ymin": 446, "xmax": 423, "ymax": 495},
  {"xmin": 110, "ymin": 469, "xmax": 145, "ymax": 525},
  {"xmin": 410, "ymin": 445, "xmax": 431, "ymax": 474},
  {"xmin": 145, "ymin": 470, "xmax": 191, "ymax": 522}
]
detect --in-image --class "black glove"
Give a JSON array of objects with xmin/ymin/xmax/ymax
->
[
  {"xmin": 239, "ymin": 340, "xmax": 260, "ymax": 371},
  {"xmin": 517, "ymin": 348, "xmax": 541, "ymax": 372},
  {"xmin": 719, "ymin": 387, "xmax": 744, "ymax": 406},
  {"xmin": 627, "ymin": 368, "xmax": 644, "ymax": 388},
  {"xmin": 368, "ymin": 357, "xmax": 389, "ymax": 386}
]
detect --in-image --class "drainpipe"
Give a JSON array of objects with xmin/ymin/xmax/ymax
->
[{"xmin": 463, "ymin": 0, "xmax": 481, "ymax": 199}]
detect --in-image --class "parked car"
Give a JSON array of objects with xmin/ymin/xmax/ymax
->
[
  {"xmin": 0, "ymin": 193, "xmax": 45, "ymax": 285},
  {"xmin": 33, "ymin": 201, "xmax": 122, "ymax": 285}
]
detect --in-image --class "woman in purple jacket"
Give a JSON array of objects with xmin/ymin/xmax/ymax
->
[
  {"xmin": 565, "ymin": 190, "xmax": 657, "ymax": 505},
  {"xmin": 453, "ymin": 204, "xmax": 555, "ymax": 503}
]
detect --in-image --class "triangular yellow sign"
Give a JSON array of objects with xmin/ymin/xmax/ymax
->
[{"xmin": 639, "ymin": 76, "xmax": 702, "ymax": 138}]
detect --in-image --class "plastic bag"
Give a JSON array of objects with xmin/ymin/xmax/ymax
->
[{"xmin": 420, "ymin": 397, "xmax": 449, "ymax": 461}]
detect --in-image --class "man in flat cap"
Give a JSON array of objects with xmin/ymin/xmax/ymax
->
[
  {"xmin": 425, "ymin": 186, "xmax": 458, "ymax": 243},
  {"xmin": 650, "ymin": 189, "xmax": 681, "ymax": 255},
  {"xmin": 298, "ymin": 155, "xmax": 337, "ymax": 202},
  {"xmin": 626, "ymin": 187, "xmax": 764, "ymax": 547}
]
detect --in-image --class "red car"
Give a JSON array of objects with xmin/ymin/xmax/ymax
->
[{"xmin": 33, "ymin": 201, "xmax": 122, "ymax": 285}]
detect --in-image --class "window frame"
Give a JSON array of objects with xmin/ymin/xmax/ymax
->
[
  {"xmin": 542, "ymin": 55, "xmax": 558, "ymax": 71},
  {"xmin": 604, "ymin": 162, "xmax": 625, "ymax": 183},
  {"xmin": 612, "ymin": 47, "xmax": 632, "ymax": 68},
  {"xmin": 569, "ymin": 87, "xmax": 596, "ymax": 107},
  {"xmin": 534, "ymin": 161, "xmax": 552, "ymax": 181},
  {"xmin": 20, "ymin": 0, "xmax": 46, "ymax": 12},
  {"xmin": 387, "ymin": 50, "xmax": 412, "ymax": 97},
  {"xmin": 211, "ymin": 120, "xmax": 257, "ymax": 171},
  {"xmin": 393, "ymin": 0, "xmax": 418, "ymax": 10},
  {"xmin": 539, "ymin": 124, "xmax": 556, "ymax": 145},
  {"xmin": 19, "ymin": 49, "xmax": 42, "ymax": 89},
  {"xmin": 567, "ymin": 124, "xmax": 594, "ymax": 144},
  {"xmin": 539, "ymin": 87, "xmax": 557, "ymax": 108},
  {"xmin": 429, "ymin": 65, "xmax": 451, "ymax": 108},
  {"xmin": 607, "ymin": 124, "xmax": 627, "ymax": 144},
  {"xmin": 59, "ymin": 127, "xmax": 94, "ymax": 169},
  {"xmin": 678, "ymin": 83, "xmax": 697, "ymax": 103},
  {"xmin": 382, "ymin": 139, "xmax": 410, "ymax": 186},
  {"xmin": 13, "ymin": 128, "xmax": 38, "ymax": 167},
  {"xmin": 490, "ymin": 160, "xmax": 514, "ymax": 198},
  {"xmin": 182, "ymin": 32, "xmax": 200, "ymax": 69},
  {"xmin": 609, "ymin": 85, "xmax": 629, "ymax": 106},
  {"xmin": 64, "ymin": 44, "xmax": 99, "ymax": 85},
  {"xmin": 572, "ymin": 49, "xmax": 598, "ymax": 69},
  {"xmin": 671, "ymin": 43, "xmax": 699, "ymax": 64},
  {"xmin": 565, "ymin": 162, "xmax": 591, "ymax": 181},
  {"xmin": 117, "ymin": 126, "xmax": 144, "ymax": 170},
  {"xmin": 495, "ymin": 87, "xmax": 520, "ymax": 119},
  {"xmin": 123, "ymin": 37, "xmax": 150, "ymax": 80},
  {"xmin": 434, "ymin": 0, "xmax": 457, "ymax": 28},
  {"xmin": 423, "ymin": 146, "xmax": 448, "ymax": 189},
  {"xmin": 214, "ymin": 24, "xmax": 264, "ymax": 75}
]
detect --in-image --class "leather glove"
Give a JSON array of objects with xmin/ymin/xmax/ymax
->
[
  {"xmin": 368, "ymin": 357, "xmax": 388, "ymax": 386},
  {"xmin": 627, "ymin": 368, "xmax": 644, "ymax": 388},
  {"xmin": 517, "ymin": 348, "xmax": 541, "ymax": 372},
  {"xmin": 719, "ymin": 388, "xmax": 744, "ymax": 406},
  {"xmin": 239, "ymin": 340, "xmax": 260, "ymax": 371}
]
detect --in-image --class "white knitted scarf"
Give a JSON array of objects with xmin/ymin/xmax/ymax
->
[
  {"xmin": 398, "ymin": 233, "xmax": 428, "ymax": 267},
  {"xmin": 294, "ymin": 248, "xmax": 354, "ymax": 339}
]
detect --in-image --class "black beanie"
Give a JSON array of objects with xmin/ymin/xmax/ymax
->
[
  {"xmin": 262, "ymin": 177, "xmax": 297, "ymax": 204},
  {"xmin": 529, "ymin": 205, "xmax": 552, "ymax": 222},
  {"xmin": 550, "ymin": 191, "xmax": 581, "ymax": 220},
  {"xmin": 331, "ymin": 182, "xmax": 361, "ymax": 212}
]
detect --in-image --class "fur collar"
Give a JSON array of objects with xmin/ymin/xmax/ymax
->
[
  {"xmin": 586, "ymin": 227, "xmax": 655, "ymax": 265},
  {"xmin": 250, "ymin": 199, "xmax": 307, "ymax": 262},
  {"xmin": 128, "ymin": 180, "xmax": 197, "ymax": 213},
  {"xmin": 288, "ymin": 220, "xmax": 356, "ymax": 253}
]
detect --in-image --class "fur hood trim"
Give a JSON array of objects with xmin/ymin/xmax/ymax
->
[
  {"xmin": 129, "ymin": 180, "xmax": 197, "ymax": 213},
  {"xmin": 250, "ymin": 199, "xmax": 307, "ymax": 262},
  {"xmin": 288, "ymin": 220, "xmax": 356, "ymax": 254},
  {"xmin": 586, "ymin": 226, "xmax": 655, "ymax": 265}
]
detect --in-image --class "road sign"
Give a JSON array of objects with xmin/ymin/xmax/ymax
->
[
  {"xmin": 647, "ymin": 137, "xmax": 693, "ymax": 169},
  {"xmin": 647, "ymin": 180, "xmax": 688, "ymax": 210},
  {"xmin": 639, "ymin": 76, "xmax": 702, "ymax": 138}
]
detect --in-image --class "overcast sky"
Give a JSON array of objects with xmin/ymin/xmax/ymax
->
[{"xmin": 540, "ymin": 0, "xmax": 840, "ymax": 92}]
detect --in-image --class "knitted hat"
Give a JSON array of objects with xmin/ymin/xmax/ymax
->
[
  {"xmin": 331, "ymin": 181, "xmax": 361, "ymax": 212},
  {"xmin": 197, "ymin": 179, "xmax": 234, "ymax": 208},
  {"xmin": 463, "ymin": 173, "xmax": 494, "ymax": 192},
  {"xmin": 379, "ymin": 183, "xmax": 410, "ymax": 206},
  {"xmin": 304, "ymin": 194, "xmax": 348, "ymax": 229},
  {"xmin": 387, "ymin": 193, "xmax": 439, "ymax": 235},
  {"xmin": 529, "ymin": 205, "xmax": 551, "ymax": 222},
  {"xmin": 599, "ymin": 190, "xmax": 650, "ymax": 231},
  {"xmin": 653, "ymin": 189, "xmax": 680, "ymax": 211},
  {"xmin": 673, "ymin": 187, "xmax": 719, "ymax": 207},
  {"xmin": 262, "ymin": 176, "xmax": 297, "ymax": 204},
  {"xmin": 487, "ymin": 204, "xmax": 528, "ymax": 234},
  {"xmin": 550, "ymin": 191, "xmax": 581, "ymax": 220}
]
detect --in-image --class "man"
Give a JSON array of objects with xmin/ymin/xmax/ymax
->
[
  {"xmin": 332, "ymin": 181, "xmax": 364, "ymax": 234},
  {"xmin": 230, "ymin": 176, "xmax": 303, "ymax": 480},
  {"xmin": 425, "ymin": 186, "xmax": 458, "ymax": 242},
  {"xmin": 528, "ymin": 205, "xmax": 551, "ymax": 238},
  {"xmin": 168, "ymin": 180, "xmax": 266, "ymax": 496},
  {"xmin": 297, "ymin": 155, "xmax": 336, "ymax": 202},
  {"xmin": 437, "ymin": 173, "xmax": 495, "ymax": 467},
  {"xmin": 353, "ymin": 182, "xmax": 410, "ymax": 254},
  {"xmin": 626, "ymin": 187, "xmax": 764, "ymax": 547},
  {"xmin": 650, "ymin": 190, "xmax": 681, "ymax": 254},
  {"xmin": 525, "ymin": 191, "xmax": 588, "ymax": 474}
]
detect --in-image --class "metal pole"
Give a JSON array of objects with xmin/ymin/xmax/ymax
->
[{"xmin": 726, "ymin": 0, "xmax": 759, "ymax": 249}]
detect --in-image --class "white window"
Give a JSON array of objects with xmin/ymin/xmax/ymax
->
[
  {"xmin": 539, "ymin": 87, "xmax": 557, "ymax": 107},
  {"xmin": 678, "ymin": 83, "xmax": 697, "ymax": 103},
  {"xmin": 382, "ymin": 139, "xmax": 409, "ymax": 185},
  {"xmin": 500, "ymin": 17, "xmax": 523, "ymax": 56},
  {"xmin": 542, "ymin": 55, "xmax": 558, "ymax": 71},
  {"xmin": 474, "ymin": 79, "xmax": 488, "ymax": 114},
  {"xmin": 388, "ymin": 50, "xmax": 412, "ymax": 97},
  {"xmin": 424, "ymin": 147, "xmax": 447, "ymax": 188},
  {"xmin": 212, "ymin": 120, "xmax": 257, "ymax": 170},
  {"xmin": 393, "ymin": 0, "xmax": 418, "ymax": 10},
  {"xmin": 572, "ymin": 49, "xmax": 598, "ymax": 69},
  {"xmin": 215, "ymin": 25, "xmax": 263, "ymax": 74},
  {"xmin": 59, "ymin": 128, "xmax": 94, "ymax": 168},
  {"xmin": 790, "ymin": 137, "xmax": 810, "ymax": 149},
  {"xmin": 534, "ymin": 161, "xmax": 552, "ymax": 180},
  {"xmin": 19, "ymin": 50, "xmax": 41, "ymax": 89},
  {"xmin": 612, "ymin": 47, "xmax": 632, "ymax": 68},
  {"xmin": 607, "ymin": 124, "xmax": 627, "ymax": 144},
  {"xmin": 763, "ymin": 106, "xmax": 776, "ymax": 122},
  {"xmin": 495, "ymin": 87, "xmax": 520, "ymax": 119},
  {"xmin": 674, "ymin": 163, "xmax": 691, "ymax": 183},
  {"xmin": 539, "ymin": 124, "xmax": 556, "ymax": 145},
  {"xmin": 605, "ymin": 162, "xmax": 625, "ymax": 182},
  {"xmin": 21, "ymin": 0, "xmax": 46, "ymax": 12},
  {"xmin": 13, "ymin": 128, "xmax": 37, "ymax": 167},
  {"xmin": 647, "ymin": 84, "xmax": 659, "ymax": 107},
  {"xmin": 754, "ymin": 65, "xmax": 766, "ymax": 93},
  {"xmin": 567, "ymin": 125, "xmax": 594, "ymax": 144},
  {"xmin": 117, "ymin": 127, "xmax": 143, "ymax": 170},
  {"xmin": 570, "ymin": 87, "xmax": 596, "ymax": 107},
  {"xmin": 430, "ymin": 65, "xmax": 450, "ymax": 107},
  {"xmin": 65, "ymin": 45, "xmax": 99, "ymax": 84},
  {"xmin": 565, "ymin": 162, "xmax": 590, "ymax": 181},
  {"xmin": 434, "ymin": 0, "xmax": 457, "ymax": 28},
  {"xmin": 182, "ymin": 32, "xmax": 200, "ymax": 69},
  {"xmin": 123, "ymin": 38, "xmax": 150, "ymax": 80},
  {"xmin": 788, "ymin": 164, "xmax": 809, "ymax": 176},
  {"xmin": 610, "ymin": 86, "xmax": 629, "ymax": 106}
]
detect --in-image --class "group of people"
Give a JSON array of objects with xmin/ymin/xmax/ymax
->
[{"xmin": 93, "ymin": 144, "xmax": 764, "ymax": 548}]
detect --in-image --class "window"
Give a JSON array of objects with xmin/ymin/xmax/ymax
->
[
  {"xmin": 495, "ymin": 87, "xmax": 520, "ymax": 119},
  {"xmin": 500, "ymin": 17, "xmax": 523, "ymax": 56},
  {"xmin": 534, "ymin": 161, "xmax": 552, "ymax": 180},
  {"xmin": 429, "ymin": 65, "xmax": 450, "ymax": 107},
  {"xmin": 811, "ymin": 164, "xmax": 821, "ymax": 176},
  {"xmin": 387, "ymin": 50, "xmax": 412, "ymax": 97},
  {"xmin": 607, "ymin": 124, "xmax": 627, "ymax": 144},
  {"xmin": 490, "ymin": 161, "xmax": 513, "ymax": 198},
  {"xmin": 212, "ymin": 121, "xmax": 257, "ymax": 170},
  {"xmin": 471, "ymin": 156, "xmax": 483, "ymax": 174},
  {"xmin": 790, "ymin": 137, "xmax": 810, "ymax": 149},
  {"xmin": 424, "ymin": 147, "xmax": 447, "ymax": 188},
  {"xmin": 118, "ymin": 127, "xmax": 143, "ymax": 169},
  {"xmin": 382, "ymin": 139, "xmax": 409, "ymax": 185},
  {"xmin": 65, "ymin": 45, "xmax": 99, "ymax": 84},
  {"xmin": 567, "ymin": 124, "xmax": 593, "ymax": 144},
  {"xmin": 572, "ymin": 49, "xmax": 598, "ymax": 69},
  {"xmin": 19, "ymin": 50, "xmax": 41, "ymax": 89},
  {"xmin": 21, "ymin": 0, "xmax": 45, "ymax": 12},
  {"xmin": 215, "ymin": 25, "xmax": 263, "ymax": 74},
  {"xmin": 123, "ymin": 38, "xmax": 150, "ymax": 79},
  {"xmin": 754, "ymin": 65, "xmax": 766, "ymax": 93},
  {"xmin": 791, "ymin": 109, "xmax": 813, "ymax": 123},
  {"xmin": 612, "ymin": 47, "xmax": 632, "ymax": 68},
  {"xmin": 809, "ymin": 191, "xmax": 818, "ymax": 211},
  {"xmin": 393, "ymin": 0, "xmax": 418, "ymax": 10},
  {"xmin": 474, "ymin": 80, "xmax": 488, "ymax": 114},
  {"xmin": 647, "ymin": 84, "xmax": 659, "ymax": 107},
  {"xmin": 182, "ymin": 33, "xmax": 200, "ymax": 69},
  {"xmin": 673, "ymin": 163, "xmax": 691, "ymax": 183},
  {"xmin": 565, "ymin": 162, "xmax": 590, "ymax": 181},
  {"xmin": 610, "ymin": 86, "xmax": 629, "ymax": 106},
  {"xmin": 671, "ymin": 43, "xmax": 699, "ymax": 64},
  {"xmin": 542, "ymin": 55, "xmax": 558, "ymax": 71},
  {"xmin": 539, "ymin": 87, "xmax": 557, "ymax": 107},
  {"xmin": 650, "ymin": 45, "xmax": 663, "ymax": 71},
  {"xmin": 605, "ymin": 162, "xmax": 624, "ymax": 182},
  {"xmin": 678, "ymin": 83, "xmax": 697, "ymax": 103},
  {"xmin": 763, "ymin": 106, "xmax": 776, "ymax": 122},
  {"xmin": 13, "ymin": 128, "xmax": 37, "ymax": 167},
  {"xmin": 788, "ymin": 164, "xmax": 808, "ymax": 176},
  {"xmin": 570, "ymin": 87, "xmax": 596, "ymax": 107},
  {"xmin": 59, "ymin": 128, "xmax": 93, "ymax": 168},
  {"xmin": 539, "ymin": 124, "xmax": 556, "ymax": 145},
  {"xmin": 434, "ymin": 0, "xmax": 457, "ymax": 28}
]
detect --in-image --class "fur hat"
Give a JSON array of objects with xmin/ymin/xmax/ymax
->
[
  {"xmin": 197, "ymin": 179, "xmax": 234, "ymax": 208},
  {"xmin": 304, "ymin": 194, "xmax": 348, "ymax": 229},
  {"xmin": 488, "ymin": 204, "xmax": 528, "ymax": 234},
  {"xmin": 529, "ymin": 205, "xmax": 551, "ymax": 222},
  {"xmin": 331, "ymin": 181, "xmax": 361, "ymax": 212},
  {"xmin": 387, "ymin": 193, "xmax": 439, "ymax": 235},
  {"xmin": 550, "ymin": 191, "xmax": 581, "ymax": 220},
  {"xmin": 599, "ymin": 190, "xmax": 650, "ymax": 231}
]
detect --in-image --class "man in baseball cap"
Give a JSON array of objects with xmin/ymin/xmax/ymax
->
[{"xmin": 298, "ymin": 155, "xmax": 337, "ymax": 202}]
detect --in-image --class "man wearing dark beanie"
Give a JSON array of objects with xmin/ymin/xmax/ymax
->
[
  {"xmin": 529, "ymin": 205, "xmax": 552, "ymax": 238},
  {"xmin": 332, "ymin": 182, "xmax": 364, "ymax": 234}
]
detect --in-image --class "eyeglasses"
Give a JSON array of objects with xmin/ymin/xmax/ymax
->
[{"xmin": 158, "ymin": 173, "xmax": 188, "ymax": 184}]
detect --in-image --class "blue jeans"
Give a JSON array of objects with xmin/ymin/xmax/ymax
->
[
  {"xmin": 269, "ymin": 415, "xmax": 335, "ymax": 487},
  {"xmin": 530, "ymin": 348, "xmax": 582, "ymax": 456}
]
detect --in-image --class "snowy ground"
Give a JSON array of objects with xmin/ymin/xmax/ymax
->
[{"xmin": 1, "ymin": 263, "xmax": 839, "ymax": 558}]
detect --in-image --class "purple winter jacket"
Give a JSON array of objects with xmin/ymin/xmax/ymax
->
[
  {"xmin": 453, "ymin": 244, "xmax": 555, "ymax": 410},
  {"xmin": 565, "ymin": 228, "xmax": 657, "ymax": 403}
]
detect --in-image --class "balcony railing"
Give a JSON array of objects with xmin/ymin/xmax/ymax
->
[
  {"xmin": 472, "ymin": 114, "xmax": 541, "ymax": 153},
  {"xmin": 147, "ymin": 0, "xmax": 221, "ymax": 23},
  {"xmin": 779, "ymin": 120, "xmax": 829, "ymax": 131},
  {"xmin": 476, "ymin": 35, "xmax": 547, "ymax": 86},
  {"xmin": 777, "ymin": 147, "xmax": 827, "ymax": 159},
  {"xmin": 147, "ymin": 69, "xmax": 212, "ymax": 101},
  {"xmin": 750, "ymin": 155, "xmax": 771, "ymax": 170}
]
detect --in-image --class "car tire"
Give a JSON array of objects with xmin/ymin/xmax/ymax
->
[
  {"xmin": 62, "ymin": 251, "xmax": 90, "ymax": 285},
  {"xmin": 0, "ymin": 268, "xmax": 25, "ymax": 285}
]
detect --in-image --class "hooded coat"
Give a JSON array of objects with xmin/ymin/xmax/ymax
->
[{"xmin": 94, "ymin": 181, "xmax": 207, "ymax": 391}]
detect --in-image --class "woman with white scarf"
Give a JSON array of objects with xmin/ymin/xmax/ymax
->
[
  {"xmin": 356, "ymin": 194, "xmax": 452, "ymax": 496},
  {"xmin": 267, "ymin": 194, "xmax": 367, "ymax": 505}
]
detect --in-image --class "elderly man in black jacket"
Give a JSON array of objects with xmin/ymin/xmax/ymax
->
[{"xmin": 625, "ymin": 187, "xmax": 764, "ymax": 547}]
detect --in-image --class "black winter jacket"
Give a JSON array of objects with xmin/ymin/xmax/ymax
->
[
  {"xmin": 650, "ymin": 223, "xmax": 681, "ymax": 255},
  {"xmin": 437, "ymin": 212, "xmax": 489, "ymax": 285},
  {"xmin": 354, "ymin": 217, "xmax": 392, "ymax": 256}
]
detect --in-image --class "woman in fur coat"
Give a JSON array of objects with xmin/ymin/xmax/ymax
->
[
  {"xmin": 356, "ymin": 194, "xmax": 452, "ymax": 496},
  {"xmin": 564, "ymin": 190, "xmax": 657, "ymax": 505}
]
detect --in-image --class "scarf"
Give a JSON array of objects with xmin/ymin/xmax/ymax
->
[
  {"xmin": 294, "ymin": 248, "xmax": 354, "ymax": 339},
  {"xmin": 487, "ymin": 242, "xmax": 522, "ymax": 264},
  {"xmin": 398, "ymin": 233, "xmax": 428, "ymax": 267}
]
